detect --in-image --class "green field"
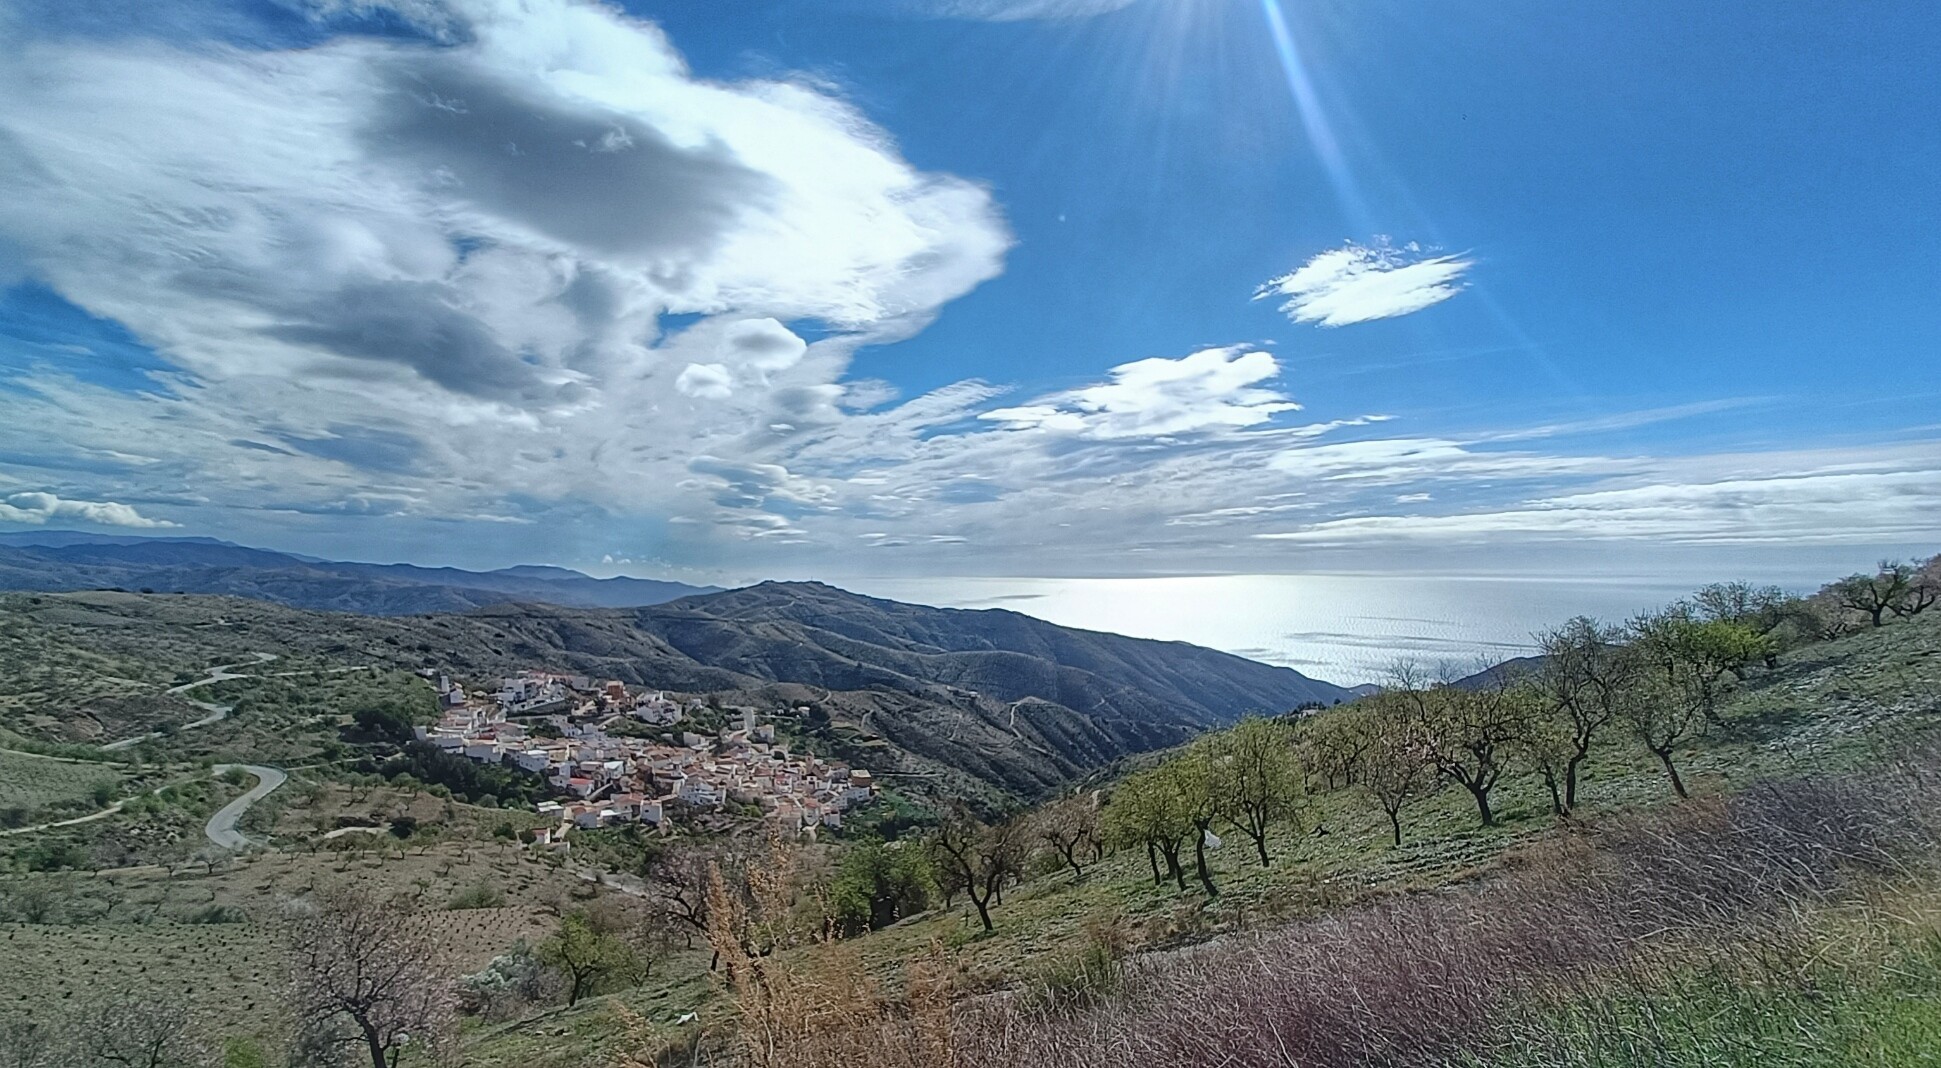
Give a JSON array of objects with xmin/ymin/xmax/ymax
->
[{"xmin": 0, "ymin": 749, "xmax": 128, "ymax": 825}]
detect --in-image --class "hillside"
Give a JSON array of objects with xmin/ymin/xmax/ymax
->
[
  {"xmin": 0, "ymin": 584, "xmax": 1349, "ymax": 798},
  {"xmin": 0, "ymin": 532, "xmax": 717, "ymax": 614}
]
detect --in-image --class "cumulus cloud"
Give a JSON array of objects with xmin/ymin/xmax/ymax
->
[
  {"xmin": 0, "ymin": 491, "xmax": 176, "ymax": 528},
  {"xmin": 0, "ymin": 0, "xmax": 1017, "ymax": 551},
  {"xmin": 979, "ymin": 346, "xmax": 1300, "ymax": 438},
  {"xmin": 675, "ymin": 363, "xmax": 734, "ymax": 400},
  {"xmin": 1257, "ymin": 239, "xmax": 1472, "ymax": 327},
  {"xmin": 0, "ymin": 0, "xmax": 1007, "ymax": 421}
]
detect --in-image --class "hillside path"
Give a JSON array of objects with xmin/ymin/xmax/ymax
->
[
  {"xmin": 204, "ymin": 764, "xmax": 287, "ymax": 849},
  {"xmin": 101, "ymin": 652, "xmax": 279, "ymax": 751}
]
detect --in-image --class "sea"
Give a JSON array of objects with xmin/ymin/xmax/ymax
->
[{"xmin": 846, "ymin": 574, "xmax": 1713, "ymax": 689}]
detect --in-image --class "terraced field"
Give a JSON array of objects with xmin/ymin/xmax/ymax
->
[{"xmin": 0, "ymin": 749, "xmax": 126, "ymax": 824}]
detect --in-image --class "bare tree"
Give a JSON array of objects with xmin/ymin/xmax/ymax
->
[
  {"xmin": 282, "ymin": 886, "xmax": 456, "ymax": 1068},
  {"xmin": 1351, "ymin": 698, "xmax": 1434, "ymax": 846},
  {"xmin": 0, "ymin": 989, "xmax": 209, "ymax": 1068},
  {"xmin": 1401, "ymin": 665, "xmax": 1531, "ymax": 828},
  {"xmin": 1831, "ymin": 561, "xmax": 1915, "ymax": 627},
  {"xmin": 928, "ymin": 805, "xmax": 1026, "ymax": 931},
  {"xmin": 1533, "ymin": 617, "xmax": 1633, "ymax": 815},
  {"xmin": 76, "ymin": 991, "xmax": 210, "ymax": 1068},
  {"xmin": 1895, "ymin": 555, "xmax": 1939, "ymax": 618},
  {"xmin": 645, "ymin": 839, "xmax": 747, "ymax": 968},
  {"xmin": 1034, "ymin": 793, "xmax": 1102, "ymax": 880}
]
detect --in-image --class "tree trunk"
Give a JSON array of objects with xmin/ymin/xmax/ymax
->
[
  {"xmin": 1192, "ymin": 823, "xmax": 1218, "ymax": 899},
  {"xmin": 1386, "ymin": 808, "xmax": 1403, "ymax": 848},
  {"xmin": 1145, "ymin": 840, "xmax": 1160, "ymax": 886},
  {"xmin": 1540, "ymin": 767, "xmax": 1565, "ymax": 818},
  {"xmin": 1252, "ymin": 832, "xmax": 1270, "ymax": 868},
  {"xmin": 360, "ymin": 1021, "xmax": 388, "ymax": 1068},
  {"xmin": 1654, "ymin": 748, "xmax": 1689, "ymax": 798},
  {"xmin": 1466, "ymin": 783, "xmax": 1495, "ymax": 826},
  {"xmin": 1564, "ymin": 752, "xmax": 1586, "ymax": 811},
  {"xmin": 970, "ymin": 895, "xmax": 993, "ymax": 932}
]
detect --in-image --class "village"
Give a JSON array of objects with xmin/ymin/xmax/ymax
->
[{"xmin": 411, "ymin": 669, "xmax": 875, "ymax": 845}]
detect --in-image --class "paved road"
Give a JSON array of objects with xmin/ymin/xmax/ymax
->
[
  {"xmin": 204, "ymin": 764, "xmax": 287, "ymax": 849},
  {"xmin": 102, "ymin": 653, "xmax": 279, "ymax": 752}
]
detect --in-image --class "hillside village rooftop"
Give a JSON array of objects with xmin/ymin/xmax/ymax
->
[{"xmin": 414, "ymin": 670, "xmax": 875, "ymax": 842}]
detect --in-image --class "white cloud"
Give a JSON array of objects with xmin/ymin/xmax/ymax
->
[
  {"xmin": 979, "ymin": 346, "xmax": 1299, "ymax": 439},
  {"xmin": 675, "ymin": 363, "xmax": 734, "ymax": 400},
  {"xmin": 1256, "ymin": 469, "xmax": 1941, "ymax": 547},
  {"xmin": 1269, "ymin": 436, "xmax": 1625, "ymax": 483},
  {"xmin": 0, "ymin": 0, "xmax": 1015, "ymax": 548},
  {"xmin": 0, "ymin": 492, "xmax": 177, "ymax": 528},
  {"xmin": 1257, "ymin": 239, "xmax": 1472, "ymax": 327}
]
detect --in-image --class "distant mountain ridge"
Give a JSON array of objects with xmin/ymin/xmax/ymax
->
[
  {"xmin": 0, "ymin": 534, "xmax": 1354, "ymax": 796},
  {"xmin": 0, "ymin": 531, "xmax": 717, "ymax": 613}
]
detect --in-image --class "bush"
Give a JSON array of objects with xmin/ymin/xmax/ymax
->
[{"xmin": 448, "ymin": 882, "xmax": 506, "ymax": 910}]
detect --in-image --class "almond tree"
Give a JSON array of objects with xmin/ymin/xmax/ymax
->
[
  {"xmin": 1533, "ymin": 617, "xmax": 1632, "ymax": 814},
  {"xmin": 1034, "ymin": 792, "xmax": 1102, "ymax": 880},
  {"xmin": 283, "ymin": 886, "xmax": 456, "ymax": 1068},
  {"xmin": 538, "ymin": 909, "xmax": 639, "ymax": 1007},
  {"xmin": 928, "ymin": 805, "xmax": 1027, "ymax": 931},
  {"xmin": 1214, "ymin": 716, "xmax": 1304, "ymax": 867},
  {"xmin": 1351, "ymin": 698, "xmax": 1434, "ymax": 846},
  {"xmin": 1167, "ymin": 745, "xmax": 1223, "ymax": 898},
  {"xmin": 1831, "ymin": 561, "xmax": 1916, "ymax": 627},
  {"xmin": 1102, "ymin": 766, "xmax": 1192, "ymax": 891},
  {"xmin": 1401, "ymin": 666, "xmax": 1531, "ymax": 828},
  {"xmin": 1624, "ymin": 610, "xmax": 1719, "ymax": 797}
]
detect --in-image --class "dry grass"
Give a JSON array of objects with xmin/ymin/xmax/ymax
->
[{"xmin": 670, "ymin": 744, "xmax": 1941, "ymax": 1068}]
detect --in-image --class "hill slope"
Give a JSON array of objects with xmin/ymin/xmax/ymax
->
[{"xmin": 0, "ymin": 584, "xmax": 1351, "ymax": 798}]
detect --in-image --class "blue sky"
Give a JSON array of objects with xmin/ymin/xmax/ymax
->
[{"xmin": 0, "ymin": 0, "xmax": 1935, "ymax": 586}]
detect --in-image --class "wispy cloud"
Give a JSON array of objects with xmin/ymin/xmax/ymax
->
[
  {"xmin": 978, "ymin": 346, "xmax": 1299, "ymax": 438},
  {"xmin": 1257, "ymin": 466, "xmax": 1941, "ymax": 547},
  {"xmin": 1257, "ymin": 239, "xmax": 1473, "ymax": 327}
]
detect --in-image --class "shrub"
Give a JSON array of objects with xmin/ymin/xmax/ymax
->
[{"xmin": 448, "ymin": 882, "xmax": 506, "ymax": 910}]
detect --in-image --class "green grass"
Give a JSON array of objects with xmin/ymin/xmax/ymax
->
[
  {"xmin": 1473, "ymin": 925, "xmax": 1941, "ymax": 1068},
  {"xmin": 845, "ymin": 611, "xmax": 1941, "ymax": 986},
  {"xmin": 0, "ymin": 749, "xmax": 128, "ymax": 822}
]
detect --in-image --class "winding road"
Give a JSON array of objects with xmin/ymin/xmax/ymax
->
[
  {"xmin": 102, "ymin": 652, "xmax": 279, "ymax": 752},
  {"xmin": 203, "ymin": 764, "xmax": 287, "ymax": 849}
]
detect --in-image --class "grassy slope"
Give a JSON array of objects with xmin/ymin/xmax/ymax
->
[{"xmin": 457, "ymin": 610, "xmax": 1941, "ymax": 1067}]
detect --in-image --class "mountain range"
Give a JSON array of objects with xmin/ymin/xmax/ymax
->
[
  {"xmin": 0, "ymin": 531, "xmax": 717, "ymax": 613},
  {"xmin": 0, "ymin": 531, "xmax": 1354, "ymax": 798}
]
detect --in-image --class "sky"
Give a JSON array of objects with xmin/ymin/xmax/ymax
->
[{"xmin": 0, "ymin": 0, "xmax": 1937, "ymax": 591}]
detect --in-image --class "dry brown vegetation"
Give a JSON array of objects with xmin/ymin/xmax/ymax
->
[{"xmin": 656, "ymin": 745, "xmax": 1941, "ymax": 1068}]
